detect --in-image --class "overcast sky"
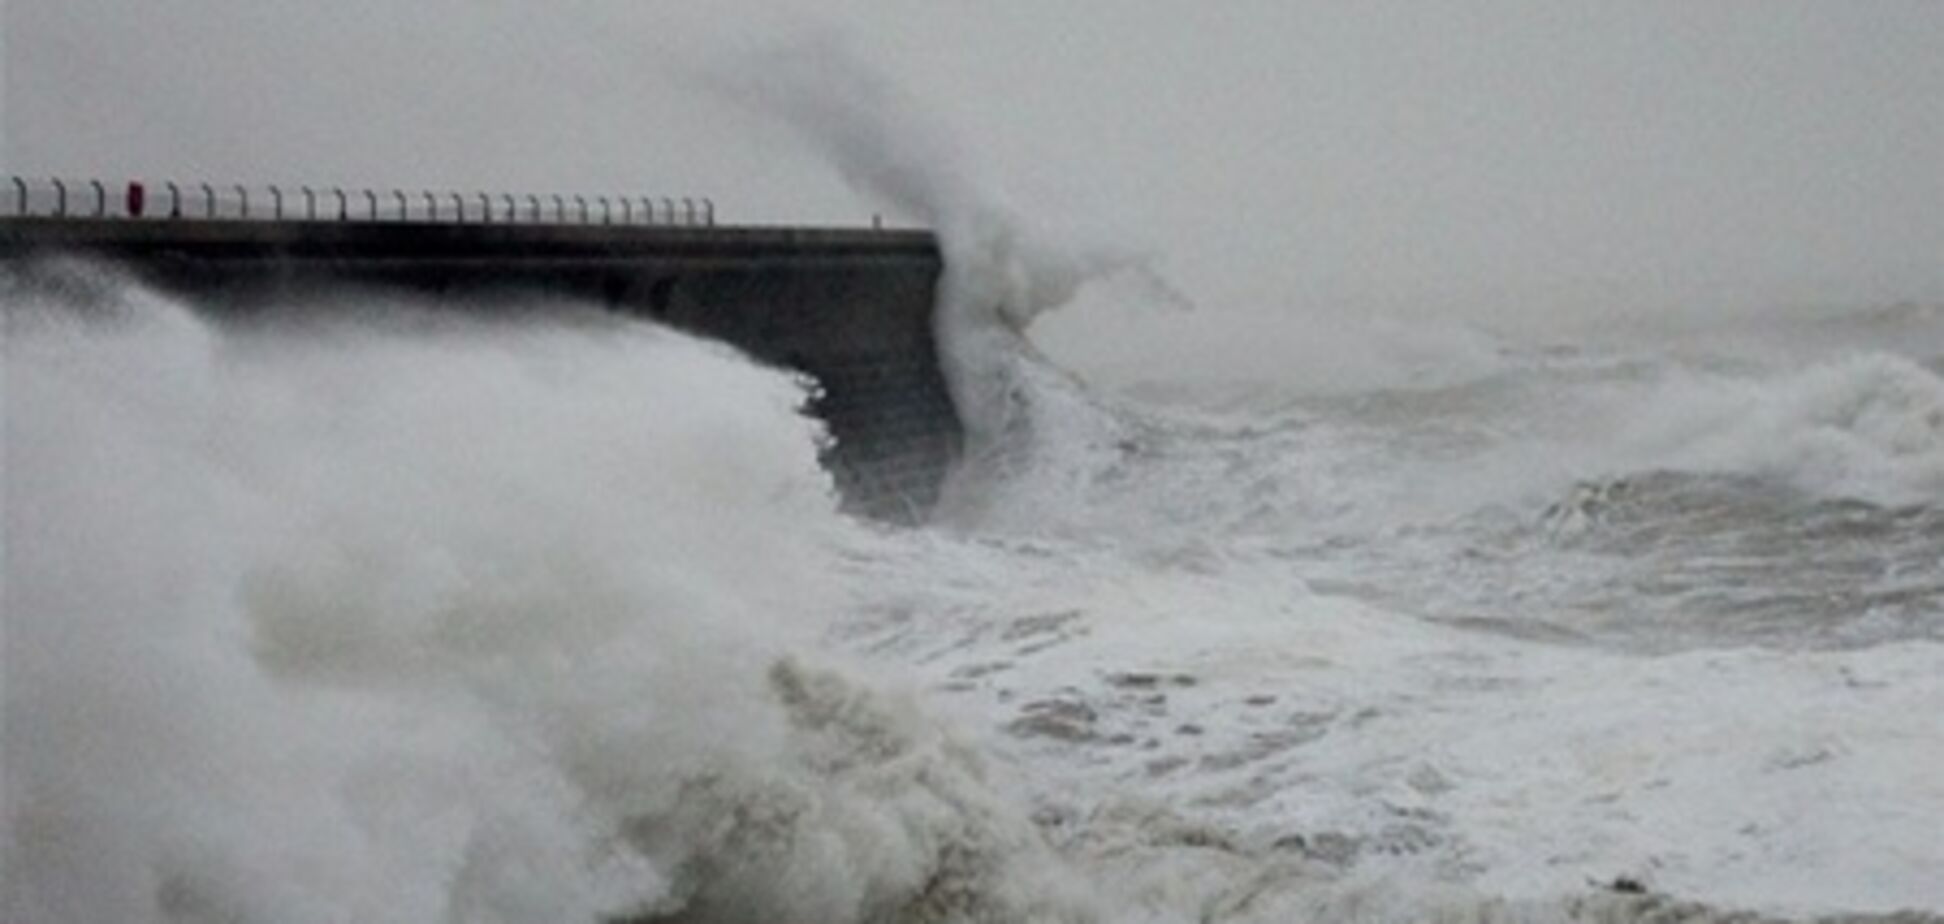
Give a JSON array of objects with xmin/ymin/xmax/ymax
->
[{"xmin": 5, "ymin": 1, "xmax": 1940, "ymax": 340}]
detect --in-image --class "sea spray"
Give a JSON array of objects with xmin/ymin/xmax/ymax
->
[
  {"xmin": 696, "ymin": 34, "xmax": 1188, "ymax": 474},
  {"xmin": 0, "ymin": 263, "xmax": 1102, "ymax": 923},
  {"xmin": 1603, "ymin": 353, "xmax": 1944, "ymax": 506},
  {"xmin": 10, "ymin": 29, "xmax": 1942, "ymax": 924}
]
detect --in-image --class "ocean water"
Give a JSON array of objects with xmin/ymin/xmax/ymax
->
[{"xmin": 5, "ymin": 250, "xmax": 1942, "ymax": 923}]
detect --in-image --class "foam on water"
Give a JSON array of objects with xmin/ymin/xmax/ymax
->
[
  {"xmin": 0, "ymin": 264, "xmax": 1101, "ymax": 924},
  {"xmin": 8, "ymin": 271, "xmax": 1944, "ymax": 923},
  {"xmin": 833, "ymin": 322, "xmax": 1944, "ymax": 918},
  {"xmin": 1606, "ymin": 353, "xmax": 1944, "ymax": 507},
  {"xmin": 8, "ymin": 39, "xmax": 1943, "ymax": 924}
]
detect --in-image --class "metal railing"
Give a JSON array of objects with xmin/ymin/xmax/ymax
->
[{"xmin": 2, "ymin": 176, "xmax": 720, "ymax": 228}]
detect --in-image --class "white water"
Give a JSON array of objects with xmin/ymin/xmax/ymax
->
[
  {"xmin": 7, "ymin": 255, "xmax": 1944, "ymax": 924},
  {"xmin": 1, "ymin": 267, "xmax": 1096, "ymax": 923},
  {"xmin": 7, "ymin": 41, "xmax": 1944, "ymax": 922}
]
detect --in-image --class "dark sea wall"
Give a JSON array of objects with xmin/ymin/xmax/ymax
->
[{"xmin": 0, "ymin": 217, "xmax": 961, "ymax": 520}]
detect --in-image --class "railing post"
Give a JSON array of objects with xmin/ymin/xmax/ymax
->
[
  {"xmin": 502, "ymin": 194, "xmax": 517, "ymax": 223},
  {"xmin": 393, "ymin": 190, "xmax": 408, "ymax": 220},
  {"xmin": 600, "ymin": 197, "xmax": 613, "ymax": 225},
  {"xmin": 167, "ymin": 182, "xmax": 182, "ymax": 218},
  {"xmin": 333, "ymin": 188, "xmax": 348, "ymax": 221},
  {"xmin": 478, "ymin": 192, "xmax": 492, "ymax": 224},
  {"xmin": 450, "ymin": 192, "xmax": 465, "ymax": 223},
  {"xmin": 11, "ymin": 177, "xmax": 26, "ymax": 215},
  {"xmin": 269, "ymin": 185, "xmax": 283, "ymax": 220},
  {"xmin": 201, "ymin": 183, "xmax": 216, "ymax": 218},
  {"xmin": 702, "ymin": 198, "xmax": 715, "ymax": 226},
  {"xmin": 553, "ymin": 195, "xmax": 566, "ymax": 223},
  {"xmin": 575, "ymin": 195, "xmax": 589, "ymax": 224},
  {"xmin": 51, "ymin": 179, "xmax": 67, "ymax": 217},
  {"xmin": 423, "ymin": 191, "xmax": 438, "ymax": 221},
  {"xmin": 528, "ymin": 195, "xmax": 541, "ymax": 223},
  {"xmin": 621, "ymin": 198, "xmax": 632, "ymax": 224},
  {"xmin": 365, "ymin": 189, "xmax": 379, "ymax": 221},
  {"xmin": 302, "ymin": 186, "xmax": 316, "ymax": 221},
  {"xmin": 661, "ymin": 197, "xmax": 676, "ymax": 225},
  {"xmin": 235, "ymin": 184, "xmax": 250, "ymax": 219},
  {"xmin": 641, "ymin": 197, "xmax": 654, "ymax": 224},
  {"xmin": 681, "ymin": 197, "xmax": 696, "ymax": 226},
  {"xmin": 90, "ymin": 179, "xmax": 107, "ymax": 217}
]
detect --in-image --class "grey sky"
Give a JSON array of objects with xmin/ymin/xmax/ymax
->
[{"xmin": 5, "ymin": 1, "xmax": 1940, "ymax": 333}]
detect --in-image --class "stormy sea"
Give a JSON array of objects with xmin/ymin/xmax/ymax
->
[
  {"xmin": 6, "ymin": 10, "xmax": 1943, "ymax": 917},
  {"xmin": 6, "ymin": 230, "xmax": 1942, "ymax": 924}
]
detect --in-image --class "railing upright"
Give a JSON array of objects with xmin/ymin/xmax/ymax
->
[{"xmin": 1, "ymin": 178, "xmax": 722, "ymax": 229}]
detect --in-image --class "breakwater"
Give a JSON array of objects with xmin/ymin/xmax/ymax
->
[{"xmin": 1, "ymin": 190, "xmax": 960, "ymax": 520}]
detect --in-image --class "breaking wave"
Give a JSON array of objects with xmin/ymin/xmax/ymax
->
[
  {"xmin": 0, "ymin": 264, "xmax": 1096, "ymax": 924},
  {"xmin": 7, "ymin": 271, "xmax": 1943, "ymax": 923},
  {"xmin": 7, "ymin": 37, "xmax": 1941, "ymax": 924},
  {"xmin": 1610, "ymin": 352, "xmax": 1944, "ymax": 506}
]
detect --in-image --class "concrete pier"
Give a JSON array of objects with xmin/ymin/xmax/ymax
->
[{"xmin": 0, "ymin": 215, "xmax": 961, "ymax": 520}]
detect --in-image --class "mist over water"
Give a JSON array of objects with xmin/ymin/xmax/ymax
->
[
  {"xmin": 7, "ymin": 3, "xmax": 1944, "ymax": 922},
  {"xmin": 2, "ymin": 263, "xmax": 1119, "ymax": 923},
  {"xmin": 8, "ymin": 251, "xmax": 1944, "ymax": 923},
  {"xmin": 8, "ymin": 258, "xmax": 1944, "ymax": 923}
]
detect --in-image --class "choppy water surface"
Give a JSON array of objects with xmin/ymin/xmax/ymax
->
[
  {"xmin": 5, "ymin": 263, "xmax": 1942, "ymax": 922},
  {"xmin": 846, "ymin": 305, "xmax": 1944, "ymax": 918}
]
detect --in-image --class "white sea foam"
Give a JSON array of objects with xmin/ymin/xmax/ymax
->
[
  {"xmin": 843, "ymin": 464, "xmax": 1944, "ymax": 919},
  {"xmin": 683, "ymin": 51, "xmax": 1944, "ymax": 917},
  {"xmin": 8, "ymin": 270, "xmax": 1943, "ymax": 923},
  {"xmin": 1605, "ymin": 353, "xmax": 1944, "ymax": 506},
  {"xmin": 8, "ymin": 35, "xmax": 1942, "ymax": 924},
  {"xmin": 0, "ymin": 267, "xmax": 1098, "ymax": 924}
]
